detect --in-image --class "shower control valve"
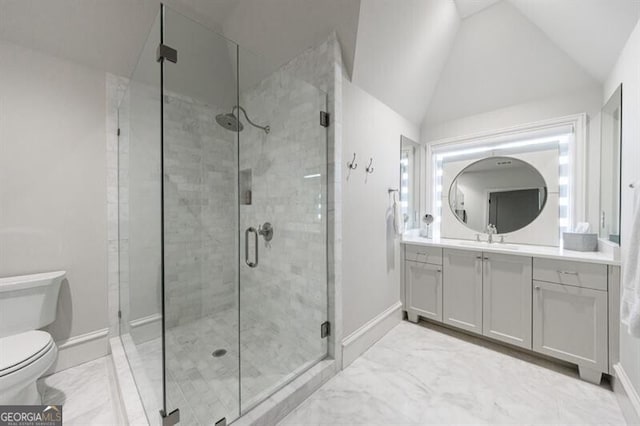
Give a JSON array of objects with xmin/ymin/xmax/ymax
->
[{"xmin": 258, "ymin": 222, "xmax": 274, "ymax": 242}]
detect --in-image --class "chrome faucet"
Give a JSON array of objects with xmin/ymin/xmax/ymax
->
[{"xmin": 486, "ymin": 224, "xmax": 497, "ymax": 243}]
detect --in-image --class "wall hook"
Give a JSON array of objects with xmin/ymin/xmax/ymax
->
[
  {"xmin": 347, "ymin": 153, "xmax": 358, "ymax": 170},
  {"xmin": 365, "ymin": 158, "xmax": 374, "ymax": 174}
]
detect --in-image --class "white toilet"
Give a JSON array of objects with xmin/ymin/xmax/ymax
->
[{"xmin": 0, "ymin": 271, "xmax": 65, "ymax": 405}]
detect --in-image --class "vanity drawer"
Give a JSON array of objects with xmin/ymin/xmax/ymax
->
[
  {"xmin": 533, "ymin": 258, "xmax": 607, "ymax": 291},
  {"xmin": 405, "ymin": 245, "xmax": 443, "ymax": 265}
]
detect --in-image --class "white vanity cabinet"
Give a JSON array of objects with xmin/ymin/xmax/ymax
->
[
  {"xmin": 532, "ymin": 259, "xmax": 609, "ymax": 383},
  {"xmin": 405, "ymin": 246, "xmax": 443, "ymax": 323},
  {"xmin": 406, "ymin": 262, "xmax": 442, "ymax": 322},
  {"xmin": 402, "ymin": 239, "xmax": 618, "ymax": 384},
  {"xmin": 440, "ymin": 249, "xmax": 532, "ymax": 344},
  {"xmin": 482, "ymin": 253, "xmax": 532, "ymax": 349},
  {"xmin": 442, "ymin": 249, "xmax": 483, "ymax": 335}
]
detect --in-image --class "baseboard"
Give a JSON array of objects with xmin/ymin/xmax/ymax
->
[
  {"xmin": 129, "ymin": 313, "xmax": 162, "ymax": 344},
  {"xmin": 341, "ymin": 301, "xmax": 402, "ymax": 368},
  {"xmin": 47, "ymin": 328, "xmax": 110, "ymax": 374},
  {"xmin": 613, "ymin": 363, "xmax": 640, "ymax": 425}
]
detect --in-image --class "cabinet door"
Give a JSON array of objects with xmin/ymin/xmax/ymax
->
[
  {"xmin": 483, "ymin": 254, "xmax": 532, "ymax": 349},
  {"xmin": 443, "ymin": 249, "xmax": 483, "ymax": 334},
  {"xmin": 533, "ymin": 280, "xmax": 608, "ymax": 372},
  {"xmin": 406, "ymin": 261, "xmax": 442, "ymax": 322}
]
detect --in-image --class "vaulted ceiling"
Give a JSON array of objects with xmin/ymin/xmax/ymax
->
[
  {"xmin": 1, "ymin": 0, "xmax": 638, "ymax": 128},
  {"xmin": 454, "ymin": 0, "xmax": 500, "ymax": 19},
  {"xmin": 353, "ymin": 0, "xmax": 640, "ymax": 127},
  {"xmin": 0, "ymin": 0, "xmax": 361, "ymax": 80},
  {"xmin": 352, "ymin": 0, "xmax": 461, "ymax": 124},
  {"xmin": 424, "ymin": 0, "xmax": 599, "ymax": 126},
  {"xmin": 509, "ymin": 0, "xmax": 640, "ymax": 81}
]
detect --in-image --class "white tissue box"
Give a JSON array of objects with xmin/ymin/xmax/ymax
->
[{"xmin": 563, "ymin": 232, "xmax": 598, "ymax": 252}]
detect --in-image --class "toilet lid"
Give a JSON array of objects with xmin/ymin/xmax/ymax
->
[{"xmin": 0, "ymin": 330, "xmax": 54, "ymax": 376}]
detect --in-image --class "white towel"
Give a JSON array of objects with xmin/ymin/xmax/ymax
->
[
  {"xmin": 622, "ymin": 181, "xmax": 640, "ymax": 337},
  {"xmin": 393, "ymin": 198, "xmax": 404, "ymax": 235}
]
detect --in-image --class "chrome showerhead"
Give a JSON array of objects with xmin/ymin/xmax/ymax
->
[
  {"xmin": 215, "ymin": 113, "xmax": 244, "ymax": 132},
  {"xmin": 215, "ymin": 106, "xmax": 270, "ymax": 134}
]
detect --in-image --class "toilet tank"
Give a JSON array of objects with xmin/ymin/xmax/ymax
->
[{"xmin": 0, "ymin": 271, "xmax": 65, "ymax": 338}]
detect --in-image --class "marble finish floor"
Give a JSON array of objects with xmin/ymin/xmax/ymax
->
[
  {"xmin": 280, "ymin": 321, "xmax": 627, "ymax": 425},
  {"xmin": 130, "ymin": 308, "xmax": 324, "ymax": 425},
  {"xmin": 37, "ymin": 356, "xmax": 122, "ymax": 425}
]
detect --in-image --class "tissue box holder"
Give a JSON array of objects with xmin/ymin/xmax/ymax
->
[{"xmin": 563, "ymin": 232, "xmax": 598, "ymax": 252}]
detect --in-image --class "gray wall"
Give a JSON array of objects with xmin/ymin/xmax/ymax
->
[
  {"xmin": 0, "ymin": 40, "xmax": 108, "ymax": 342},
  {"xmin": 341, "ymin": 79, "xmax": 419, "ymax": 337}
]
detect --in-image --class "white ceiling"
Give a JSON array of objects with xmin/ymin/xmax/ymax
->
[
  {"xmin": 1, "ymin": 0, "xmax": 639, "ymax": 128},
  {"xmin": 424, "ymin": 0, "xmax": 599, "ymax": 126},
  {"xmin": 353, "ymin": 0, "xmax": 640, "ymax": 127},
  {"xmin": 454, "ymin": 0, "xmax": 501, "ymax": 18},
  {"xmin": 352, "ymin": 0, "xmax": 461, "ymax": 124},
  {"xmin": 0, "ymin": 0, "xmax": 360, "ymax": 79},
  {"xmin": 0, "ymin": 0, "xmax": 160, "ymax": 78},
  {"xmin": 509, "ymin": 0, "xmax": 640, "ymax": 81}
]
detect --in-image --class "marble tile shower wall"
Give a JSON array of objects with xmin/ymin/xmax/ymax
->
[
  {"xmin": 117, "ymin": 79, "xmax": 163, "ymax": 339},
  {"xmin": 106, "ymin": 33, "xmax": 344, "ymax": 426},
  {"xmin": 110, "ymin": 33, "xmax": 344, "ymax": 380},
  {"xmin": 114, "ymin": 80, "xmax": 238, "ymax": 332},
  {"xmin": 239, "ymin": 67, "xmax": 328, "ymax": 366},
  {"xmin": 279, "ymin": 33, "xmax": 344, "ymax": 366},
  {"xmin": 163, "ymin": 93, "xmax": 238, "ymax": 328}
]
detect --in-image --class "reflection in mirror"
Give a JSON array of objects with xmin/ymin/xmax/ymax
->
[
  {"xmin": 400, "ymin": 136, "xmax": 421, "ymax": 229},
  {"xmin": 600, "ymin": 84, "xmax": 622, "ymax": 244},
  {"xmin": 449, "ymin": 156, "xmax": 548, "ymax": 234}
]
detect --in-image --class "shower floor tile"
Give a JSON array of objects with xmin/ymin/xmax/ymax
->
[
  {"xmin": 134, "ymin": 307, "xmax": 323, "ymax": 425},
  {"xmin": 280, "ymin": 321, "xmax": 627, "ymax": 425}
]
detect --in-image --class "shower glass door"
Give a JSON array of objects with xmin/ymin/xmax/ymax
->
[
  {"xmin": 161, "ymin": 6, "xmax": 328, "ymax": 424},
  {"xmin": 161, "ymin": 8, "xmax": 240, "ymax": 425},
  {"xmin": 237, "ymin": 48, "xmax": 328, "ymax": 413}
]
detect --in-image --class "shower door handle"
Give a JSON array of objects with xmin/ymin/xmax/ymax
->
[{"xmin": 245, "ymin": 227, "xmax": 258, "ymax": 268}]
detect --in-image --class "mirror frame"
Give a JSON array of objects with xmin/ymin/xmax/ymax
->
[
  {"xmin": 599, "ymin": 83, "xmax": 622, "ymax": 245},
  {"xmin": 399, "ymin": 135, "xmax": 422, "ymax": 230},
  {"xmin": 427, "ymin": 114, "xmax": 586, "ymax": 246}
]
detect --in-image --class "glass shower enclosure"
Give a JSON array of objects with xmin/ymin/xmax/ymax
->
[{"xmin": 118, "ymin": 5, "xmax": 328, "ymax": 425}]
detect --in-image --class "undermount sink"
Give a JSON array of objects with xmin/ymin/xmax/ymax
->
[{"xmin": 458, "ymin": 241, "xmax": 520, "ymax": 251}]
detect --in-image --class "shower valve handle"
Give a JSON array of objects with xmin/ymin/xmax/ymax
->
[{"xmin": 258, "ymin": 222, "xmax": 274, "ymax": 242}]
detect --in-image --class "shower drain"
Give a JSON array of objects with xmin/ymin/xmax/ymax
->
[{"xmin": 212, "ymin": 349, "xmax": 227, "ymax": 358}]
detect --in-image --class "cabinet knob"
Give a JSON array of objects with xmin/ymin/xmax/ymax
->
[
  {"xmin": 476, "ymin": 256, "xmax": 483, "ymax": 260},
  {"xmin": 535, "ymin": 286, "xmax": 541, "ymax": 290}
]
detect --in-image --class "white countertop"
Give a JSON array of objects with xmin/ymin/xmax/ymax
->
[{"xmin": 401, "ymin": 230, "xmax": 621, "ymax": 266}]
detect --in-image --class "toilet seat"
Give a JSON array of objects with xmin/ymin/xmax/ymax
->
[{"xmin": 0, "ymin": 330, "xmax": 55, "ymax": 377}]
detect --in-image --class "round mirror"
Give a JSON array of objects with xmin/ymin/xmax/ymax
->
[{"xmin": 448, "ymin": 156, "xmax": 547, "ymax": 234}]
